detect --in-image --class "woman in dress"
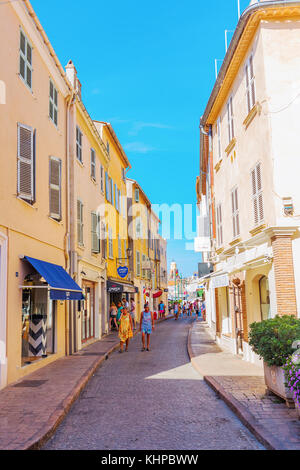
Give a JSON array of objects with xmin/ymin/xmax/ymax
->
[
  {"xmin": 140, "ymin": 303, "xmax": 154, "ymax": 351},
  {"xmin": 118, "ymin": 307, "xmax": 133, "ymax": 353}
]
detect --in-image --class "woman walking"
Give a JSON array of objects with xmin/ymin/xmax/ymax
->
[
  {"xmin": 140, "ymin": 304, "xmax": 154, "ymax": 351},
  {"xmin": 118, "ymin": 307, "xmax": 133, "ymax": 353},
  {"xmin": 109, "ymin": 302, "xmax": 118, "ymax": 331}
]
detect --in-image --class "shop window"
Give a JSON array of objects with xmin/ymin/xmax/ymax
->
[
  {"xmin": 259, "ymin": 276, "xmax": 270, "ymax": 321},
  {"xmin": 22, "ymin": 287, "xmax": 55, "ymax": 366}
]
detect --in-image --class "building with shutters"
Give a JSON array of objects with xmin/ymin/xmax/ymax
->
[
  {"xmin": 126, "ymin": 179, "xmax": 153, "ymax": 321},
  {"xmin": 64, "ymin": 63, "xmax": 110, "ymax": 350},
  {"xmin": 0, "ymin": 0, "xmax": 85, "ymax": 387},
  {"xmin": 196, "ymin": 0, "xmax": 300, "ymax": 364}
]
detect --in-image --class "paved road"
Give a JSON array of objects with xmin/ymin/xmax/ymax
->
[{"xmin": 43, "ymin": 318, "xmax": 264, "ymax": 450}]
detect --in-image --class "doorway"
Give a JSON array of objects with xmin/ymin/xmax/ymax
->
[
  {"xmin": 232, "ymin": 281, "xmax": 244, "ymax": 354},
  {"xmin": 82, "ymin": 281, "xmax": 95, "ymax": 343}
]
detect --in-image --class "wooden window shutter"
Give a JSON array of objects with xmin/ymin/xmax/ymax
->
[
  {"xmin": 105, "ymin": 172, "xmax": 109, "ymax": 200},
  {"xmin": 49, "ymin": 157, "xmax": 61, "ymax": 220},
  {"xmin": 77, "ymin": 200, "xmax": 83, "ymax": 245},
  {"xmin": 101, "ymin": 222, "xmax": 107, "ymax": 259},
  {"xmin": 231, "ymin": 188, "xmax": 240, "ymax": 238},
  {"xmin": 91, "ymin": 212, "xmax": 100, "ymax": 253},
  {"xmin": 100, "ymin": 165, "xmax": 104, "ymax": 193},
  {"xmin": 17, "ymin": 123, "xmax": 35, "ymax": 202}
]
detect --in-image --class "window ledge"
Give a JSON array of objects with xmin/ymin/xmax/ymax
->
[
  {"xmin": 16, "ymin": 196, "xmax": 37, "ymax": 210},
  {"xmin": 225, "ymin": 138, "xmax": 236, "ymax": 155},
  {"xmin": 76, "ymin": 158, "xmax": 84, "ymax": 168},
  {"xmin": 77, "ymin": 243, "xmax": 85, "ymax": 250},
  {"xmin": 48, "ymin": 216, "xmax": 63, "ymax": 225},
  {"xmin": 214, "ymin": 159, "xmax": 222, "ymax": 173},
  {"xmin": 243, "ymin": 103, "xmax": 261, "ymax": 129},
  {"xmin": 216, "ymin": 247, "xmax": 224, "ymax": 255},
  {"xmin": 249, "ymin": 223, "xmax": 266, "ymax": 237}
]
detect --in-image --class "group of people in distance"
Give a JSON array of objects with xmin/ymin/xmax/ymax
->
[
  {"xmin": 109, "ymin": 298, "xmax": 158, "ymax": 353},
  {"xmin": 172, "ymin": 299, "xmax": 204, "ymax": 321}
]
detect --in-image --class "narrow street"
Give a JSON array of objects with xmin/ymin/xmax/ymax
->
[{"xmin": 43, "ymin": 319, "xmax": 264, "ymax": 450}]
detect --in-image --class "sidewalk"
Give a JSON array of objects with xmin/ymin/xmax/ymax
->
[
  {"xmin": 0, "ymin": 314, "xmax": 173, "ymax": 450},
  {"xmin": 188, "ymin": 319, "xmax": 300, "ymax": 450}
]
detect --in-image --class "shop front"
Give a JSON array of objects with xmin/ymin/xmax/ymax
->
[
  {"xmin": 20, "ymin": 256, "xmax": 83, "ymax": 367},
  {"xmin": 107, "ymin": 279, "xmax": 138, "ymax": 321}
]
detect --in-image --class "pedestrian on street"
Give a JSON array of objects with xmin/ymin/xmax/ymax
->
[
  {"xmin": 119, "ymin": 307, "xmax": 133, "ymax": 353},
  {"xmin": 130, "ymin": 297, "xmax": 137, "ymax": 330},
  {"xmin": 109, "ymin": 302, "xmax": 118, "ymax": 331},
  {"xmin": 116, "ymin": 301, "xmax": 123, "ymax": 328},
  {"xmin": 140, "ymin": 303, "xmax": 154, "ymax": 351},
  {"xmin": 158, "ymin": 300, "xmax": 165, "ymax": 319},
  {"xmin": 174, "ymin": 302, "xmax": 179, "ymax": 320}
]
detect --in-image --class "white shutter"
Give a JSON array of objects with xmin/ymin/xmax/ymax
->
[
  {"xmin": 251, "ymin": 163, "xmax": 263, "ymax": 226},
  {"xmin": 91, "ymin": 212, "xmax": 100, "ymax": 253},
  {"xmin": 49, "ymin": 157, "xmax": 61, "ymax": 219},
  {"xmin": 17, "ymin": 123, "xmax": 34, "ymax": 202},
  {"xmin": 246, "ymin": 55, "xmax": 256, "ymax": 114},
  {"xmin": 231, "ymin": 188, "xmax": 240, "ymax": 238}
]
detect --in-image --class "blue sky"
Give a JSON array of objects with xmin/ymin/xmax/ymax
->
[{"xmin": 30, "ymin": 0, "xmax": 250, "ymax": 277}]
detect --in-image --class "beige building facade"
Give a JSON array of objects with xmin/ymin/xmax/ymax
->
[
  {"xmin": 0, "ymin": 1, "xmax": 85, "ymax": 387},
  {"xmin": 197, "ymin": 0, "xmax": 300, "ymax": 364}
]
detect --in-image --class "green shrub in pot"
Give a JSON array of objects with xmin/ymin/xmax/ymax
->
[{"xmin": 249, "ymin": 315, "xmax": 300, "ymax": 367}]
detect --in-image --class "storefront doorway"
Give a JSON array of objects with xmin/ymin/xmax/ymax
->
[
  {"xmin": 232, "ymin": 281, "xmax": 244, "ymax": 354},
  {"xmin": 21, "ymin": 288, "xmax": 56, "ymax": 366},
  {"xmin": 82, "ymin": 281, "xmax": 95, "ymax": 343}
]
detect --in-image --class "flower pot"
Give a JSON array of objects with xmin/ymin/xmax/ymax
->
[{"xmin": 264, "ymin": 363, "xmax": 295, "ymax": 408}]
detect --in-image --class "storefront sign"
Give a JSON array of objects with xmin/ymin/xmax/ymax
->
[{"xmin": 117, "ymin": 266, "xmax": 129, "ymax": 279}]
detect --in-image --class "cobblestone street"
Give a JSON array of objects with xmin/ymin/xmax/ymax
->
[{"xmin": 43, "ymin": 318, "xmax": 264, "ymax": 450}]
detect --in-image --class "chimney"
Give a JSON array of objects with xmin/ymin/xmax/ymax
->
[{"xmin": 65, "ymin": 60, "xmax": 82, "ymax": 100}]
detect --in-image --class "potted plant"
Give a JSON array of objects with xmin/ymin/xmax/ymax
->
[
  {"xmin": 249, "ymin": 315, "xmax": 300, "ymax": 408},
  {"xmin": 283, "ymin": 354, "xmax": 300, "ymax": 418}
]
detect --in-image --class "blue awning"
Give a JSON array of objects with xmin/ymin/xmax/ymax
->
[{"xmin": 24, "ymin": 256, "xmax": 84, "ymax": 301}]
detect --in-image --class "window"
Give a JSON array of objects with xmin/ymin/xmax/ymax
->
[
  {"xmin": 17, "ymin": 123, "xmax": 35, "ymax": 203},
  {"xmin": 105, "ymin": 172, "xmax": 109, "ymax": 200},
  {"xmin": 77, "ymin": 200, "xmax": 84, "ymax": 245},
  {"xmin": 106, "ymin": 141, "xmax": 110, "ymax": 155},
  {"xmin": 122, "ymin": 167, "xmax": 126, "ymax": 182},
  {"xmin": 108, "ymin": 227, "xmax": 113, "ymax": 258},
  {"xmin": 227, "ymin": 96, "xmax": 234, "ymax": 143},
  {"xmin": 245, "ymin": 54, "xmax": 256, "ymax": 114},
  {"xmin": 91, "ymin": 148, "xmax": 96, "ymax": 180},
  {"xmin": 251, "ymin": 163, "xmax": 264, "ymax": 226},
  {"xmin": 91, "ymin": 212, "xmax": 100, "ymax": 253},
  {"xmin": 135, "ymin": 188, "xmax": 140, "ymax": 203},
  {"xmin": 136, "ymin": 251, "xmax": 141, "ymax": 277},
  {"xmin": 76, "ymin": 127, "xmax": 83, "ymax": 163},
  {"xmin": 101, "ymin": 222, "xmax": 107, "ymax": 259},
  {"xmin": 49, "ymin": 80, "xmax": 58, "ymax": 126},
  {"xmin": 217, "ymin": 117, "xmax": 221, "ymax": 161},
  {"xmin": 100, "ymin": 165, "xmax": 104, "ymax": 193},
  {"xmin": 259, "ymin": 276, "xmax": 270, "ymax": 321},
  {"xmin": 231, "ymin": 187, "xmax": 240, "ymax": 239},
  {"xmin": 142, "ymin": 254, "xmax": 146, "ymax": 278},
  {"xmin": 136, "ymin": 216, "xmax": 141, "ymax": 239},
  {"xmin": 19, "ymin": 30, "xmax": 32, "ymax": 89},
  {"xmin": 110, "ymin": 178, "xmax": 114, "ymax": 205},
  {"xmin": 49, "ymin": 157, "xmax": 62, "ymax": 220}
]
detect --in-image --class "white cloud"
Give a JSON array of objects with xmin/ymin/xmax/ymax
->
[{"xmin": 123, "ymin": 142, "xmax": 156, "ymax": 154}]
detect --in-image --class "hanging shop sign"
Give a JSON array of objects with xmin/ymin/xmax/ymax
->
[{"xmin": 117, "ymin": 266, "xmax": 129, "ymax": 279}]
